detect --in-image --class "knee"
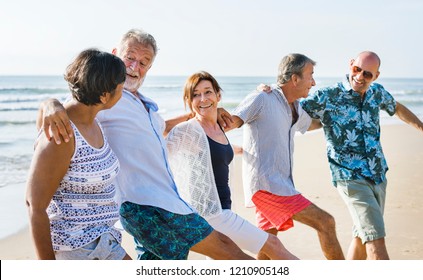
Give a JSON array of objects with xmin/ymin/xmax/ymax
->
[
  {"xmin": 263, "ymin": 234, "xmax": 287, "ymax": 254},
  {"xmin": 319, "ymin": 213, "xmax": 336, "ymax": 232},
  {"xmin": 266, "ymin": 234, "xmax": 281, "ymax": 248},
  {"xmin": 260, "ymin": 234, "xmax": 298, "ymax": 260},
  {"xmin": 326, "ymin": 214, "xmax": 336, "ymax": 227}
]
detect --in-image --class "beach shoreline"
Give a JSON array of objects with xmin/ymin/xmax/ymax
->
[{"xmin": 1, "ymin": 123, "xmax": 422, "ymax": 260}]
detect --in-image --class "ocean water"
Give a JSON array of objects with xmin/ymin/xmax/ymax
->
[{"xmin": 1, "ymin": 75, "xmax": 423, "ymax": 239}]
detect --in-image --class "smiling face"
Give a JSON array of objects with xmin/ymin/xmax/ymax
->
[
  {"xmin": 349, "ymin": 52, "xmax": 380, "ymax": 95},
  {"xmin": 190, "ymin": 80, "xmax": 221, "ymax": 119},
  {"xmin": 113, "ymin": 38, "xmax": 155, "ymax": 94}
]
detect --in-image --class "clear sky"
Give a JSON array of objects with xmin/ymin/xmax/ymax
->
[{"xmin": 1, "ymin": 0, "xmax": 423, "ymax": 78}]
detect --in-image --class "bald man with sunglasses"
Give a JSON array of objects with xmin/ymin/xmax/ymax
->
[{"xmin": 300, "ymin": 51, "xmax": 423, "ymax": 260}]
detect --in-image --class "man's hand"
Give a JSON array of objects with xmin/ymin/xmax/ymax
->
[
  {"xmin": 257, "ymin": 83, "xmax": 272, "ymax": 93},
  {"xmin": 217, "ymin": 107, "xmax": 234, "ymax": 129},
  {"xmin": 37, "ymin": 99, "xmax": 73, "ymax": 144}
]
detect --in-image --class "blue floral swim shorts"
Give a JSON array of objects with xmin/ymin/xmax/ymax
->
[{"xmin": 119, "ymin": 201, "xmax": 213, "ymax": 260}]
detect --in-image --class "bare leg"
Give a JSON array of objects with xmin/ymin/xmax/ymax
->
[
  {"xmin": 365, "ymin": 237, "xmax": 389, "ymax": 260},
  {"xmin": 293, "ymin": 203, "xmax": 345, "ymax": 260},
  {"xmin": 190, "ymin": 230, "xmax": 254, "ymax": 260},
  {"xmin": 257, "ymin": 228, "xmax": 278, "ymax": 260},
  {"xmin": 346, "ymin": 237, "xmax": 366, "ymax": 260},
  {"xmin": 258, "ymin": 233, "xmax": 299, "ymax": 260},
  {"xmin": 122, "ymin": 253, "xmax": 132, "ymax": 260}
]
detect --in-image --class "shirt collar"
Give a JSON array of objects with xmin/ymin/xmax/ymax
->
[
  {"xmin": 123, "ymin": 89, "xmax": 159, "ymax": 112},
  {"xmin": 274, "ymin": 85, "xmax": 296, "ymax": 105},
  {"xmin": 341, "ymin": 74, "xmax": 353, "ymax": 92}
]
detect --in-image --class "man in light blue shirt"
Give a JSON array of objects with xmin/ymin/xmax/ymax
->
[
  {"xmin": 38, "ymin": 29, "xmax": 253, "ymax": 260},
  {"xmin": 301, "ymin": 51, "xmax": 423, "ymax": 260}
]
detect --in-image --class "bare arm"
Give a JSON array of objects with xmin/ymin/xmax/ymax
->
[
  {"xmin": 225, "ymin": 115, "xmax": 244, "ymax": 131},
  {"xmin": 216, "ymin": 107, "xmax": 243, "ymax": 132},
  {"xmin": 308, "ymin": 119, "xmax": 323, "ymax": 131},
  {"xmin": 164, "ymin": 112, "xmax": 194, "ymax": 137},
  {"xmin": 25, "ymin": 134, "xmax": 74, "ymax": 259},
  {"xmin": 166, "ymin": 108, "xmax": 237, "ymax": 136},
  {"xmin": 37, "ymin": 98, "xmax": 73, "ymax": 144},
  {"xmin": 395, "ymin": 102, "xmax": 423, "ymax": 132}
]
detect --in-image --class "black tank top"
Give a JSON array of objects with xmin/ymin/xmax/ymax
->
[{"xmin": 207, "ymin": 135, "xmax": 234, "ymax": 210}]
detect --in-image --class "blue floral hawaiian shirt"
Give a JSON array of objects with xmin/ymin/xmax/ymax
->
[{"xmin": 300, "ymin": 75, "xmax": 397, "ymax": 186}]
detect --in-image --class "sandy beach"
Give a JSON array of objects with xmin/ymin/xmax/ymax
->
[{"xmin": 1, "ymin": 123, "xmax": 422, "ymax": 260}]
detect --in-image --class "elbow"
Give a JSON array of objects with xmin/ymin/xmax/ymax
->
[
  {"xmin": 26, "ymin": 198, "xmax": 36, "ymax": 217},
  {"xmin": 25, "ymin": 196, "xmax": 48, "ymax": 218}
]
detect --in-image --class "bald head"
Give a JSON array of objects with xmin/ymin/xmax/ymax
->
[
  {"xmin": 356, "ymin": 51, "xmax": 381, "ymax": 70},
  {"xmin": 349, "ymin": 51, "xmax": 381, "ymax": 95}
]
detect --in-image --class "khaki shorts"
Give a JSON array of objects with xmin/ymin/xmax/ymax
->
[{"xmin": 336, "ymin": 179, "xmax": 387, "ymax": 243}]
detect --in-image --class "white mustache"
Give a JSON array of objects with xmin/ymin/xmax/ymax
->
[{"xmin": 126, "ymin": 69, "xmax": 139, "ymax": 78}]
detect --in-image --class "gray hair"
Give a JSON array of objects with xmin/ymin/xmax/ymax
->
[
  {"xmin": 117, "ymin": 28, "xmax": 158, "ymax": 57},
  {"xmin": 277, "ymin": 53, "xmax": 316, "ymax": 85}
]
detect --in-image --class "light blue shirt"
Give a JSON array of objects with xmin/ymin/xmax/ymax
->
[
  {"xmin": 233, "ymin": 87, "xmax": 311, "ymax": 207},
  {"xmin": 97, "ymin": 90, "xmax": 194, "ymax": 214}
]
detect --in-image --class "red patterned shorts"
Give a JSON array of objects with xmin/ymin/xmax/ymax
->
[{"xmin": 252, "ymin": 190, "xmax": 311, "ymax": 231}]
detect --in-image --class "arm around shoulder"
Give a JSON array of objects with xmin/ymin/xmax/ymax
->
[
  {"xmin": 228, "ymin": 115, "xmax": 244, "ymax": 131},
  {"xmin": 164, "ymin": 112, "xmax": 194, "ymax": 137},
  {"xmin": 37, "ymin": 98, "xmax": 74, "ymax": 144}
]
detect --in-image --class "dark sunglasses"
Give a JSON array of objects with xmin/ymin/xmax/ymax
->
[{"xmin": 352, "ymin": 66, "xmax": 374, "ymax": 80}]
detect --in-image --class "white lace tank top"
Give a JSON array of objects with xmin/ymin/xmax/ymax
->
[{"xmin": 47, "ymin": 119, "xmax": 121, "ymax": 251}]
